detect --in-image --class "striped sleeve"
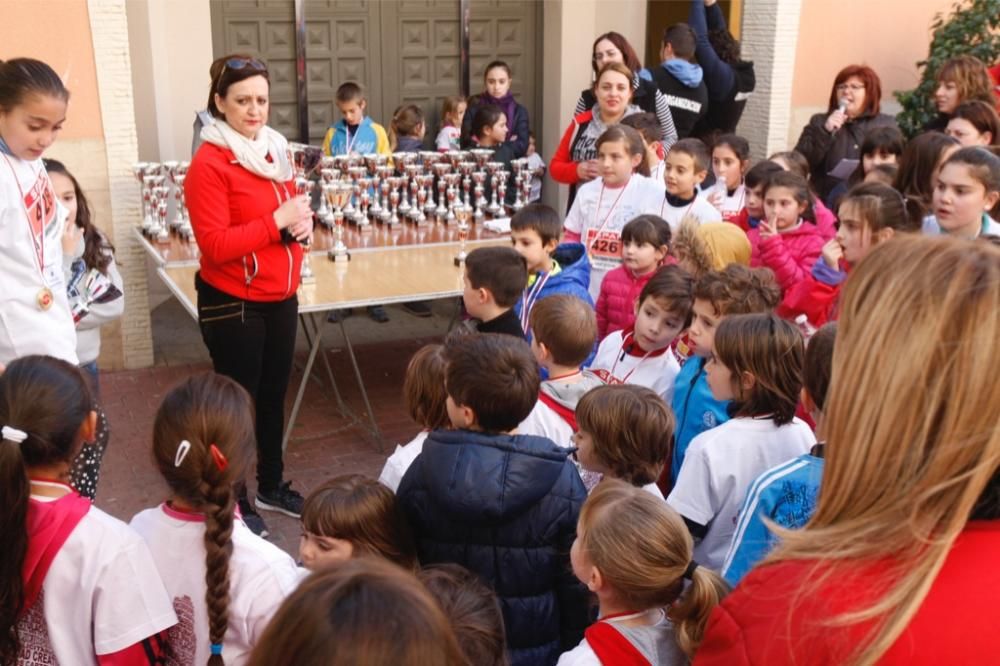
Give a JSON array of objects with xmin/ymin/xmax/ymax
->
[
  {"xmin": 653, "ymin": 89, "xmax": 679, "ymax": 149},
  {"xmin": 721, "ymin": 458, "xmax": 811, "ymax": 585}
]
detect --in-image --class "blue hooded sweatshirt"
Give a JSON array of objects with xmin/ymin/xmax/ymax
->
[
  {"xmin": 513, "ymin": 243, "xmax": 596, "ymax": 370},
  {"xmin": 513, "ymin": 243, "xmax": 593, "ymax": 328},
  {"xmin": 397, "ymin": 428, "xmax": 589, "ymax": 666},
  {"xmin": 670, "ymin": 356, "xmax": 731, "ymax": 482}
]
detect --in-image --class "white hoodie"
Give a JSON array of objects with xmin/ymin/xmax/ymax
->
[{"xmin": 0, "ymin": 152, "xmax": 77, "ymax": 364}]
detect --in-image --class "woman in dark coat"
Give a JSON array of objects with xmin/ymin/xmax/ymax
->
[{"xmin": 794, "ymin": 64, "xmax": 898, "ymax": 201}]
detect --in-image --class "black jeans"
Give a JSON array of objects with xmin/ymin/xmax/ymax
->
[{"xmin": 196, "ymin": 273, "xmax": 297, "ymax": 493}]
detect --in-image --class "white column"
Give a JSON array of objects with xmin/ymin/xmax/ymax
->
[
  {"xmin": 88, "ymin": 0, "xmax": 154, "ymax": 368},
  {"xmin": 737, "ymin": 0, "xmax": 804, "ymax": 160}
]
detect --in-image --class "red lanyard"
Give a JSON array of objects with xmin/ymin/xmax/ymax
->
[
  {"xmin": 2, "ymin": 153, "xmax": 48, "ymax": 278},
  {"xmin": 588, "ymin": 177, "xmax": 631, "ymax": 255},
  {"xmin": 608, "ymin": 331, "xmax": 654, "ymax": 384}
]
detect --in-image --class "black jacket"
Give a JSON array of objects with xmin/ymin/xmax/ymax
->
[
  {"xmin": 794, "ymin": 111, "xmax": 898, "ymax": 201},
  {"xmin": 647, "ymin": 65, "xmax": 709, "ymax": 139},
  {"xmin": 478, "ymin": 307, "xmax": 525, "ymax": 339},
  {"xmin": 397, "ymin": 429, "xmax": 590, "ymax": 666},
  {"xmin": 461, "ymin": 97, "xmax": 531, "ymax": 159}
]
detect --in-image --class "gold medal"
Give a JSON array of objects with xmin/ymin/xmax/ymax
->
[{"xmin": 37, "ymin": 287, "xmax": 53, "ymax": 311}]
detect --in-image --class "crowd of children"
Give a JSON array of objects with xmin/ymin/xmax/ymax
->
[{"xmin": 3, "ymin": 36, "xmax": 1000, "ymax": 666}]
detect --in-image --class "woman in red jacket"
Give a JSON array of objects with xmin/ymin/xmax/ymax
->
[
  {"xmin": 551, "ymin": 62, "xmax": 642, "ymax": 209},
  {"xmin": 695, "ymin": 235, "xmax": 1000, "ymax": 665},
  {"xmin": 185, "ymin": 54, "xmax": 313, "ymax": 531}
]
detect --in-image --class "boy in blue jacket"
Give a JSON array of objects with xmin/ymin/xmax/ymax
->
[
  {"xmin": 669, "ymin": 264, "xmax": 781, "ymax": 485},
  {"xmin": 397, "ymin": 333, "xmax": 589, "ymax": 666},
  {"xmin": 323, "ymin": 81, "xmax": 392, "ymax": 322},
  {"xmin": 322, "ymin": 81, "xmax": 391, "ymax": 157},
  {"xmin": 510, "ymin": 204, "xmax": 593, "ymax": 338}
]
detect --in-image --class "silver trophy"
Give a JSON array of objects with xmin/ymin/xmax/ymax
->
[
  {"xmin": 295, "ymin": 176, "xmax": 316, "ymax": 285},
  {"xmin": 454, "ymin": 205, "xmax": 471, "ymax": 266},
  {"xmin": 485, "ymin": 162, "xmax": 504, "ymax": 215},
  {"xmin": 433, "ymin": 162, "xmax": 451, "ymax": 218},
  {"xmin": 326, "ymin": 182, "xmax": 351, "ymax": 263}
]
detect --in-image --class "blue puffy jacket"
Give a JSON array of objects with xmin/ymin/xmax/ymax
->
[
  {"xmin": 513, "ymin": 243, "xmax": 593, "ymax": 326},
  {"xmin": 670, "ymin": 357, "xmax": 731, "ymax": 482},
  {"xmin": 397, "ymin": 428, "xmax": 589, "ymax": 666}
]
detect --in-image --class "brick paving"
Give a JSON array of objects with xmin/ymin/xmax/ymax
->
[{"xmin": 94, "ymin": 296, "xmax": 459, "ymax": 557}]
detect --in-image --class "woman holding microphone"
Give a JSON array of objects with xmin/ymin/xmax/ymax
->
[
  {"xmin": 185, "ymin": 53, "xmax": 313, "ymax": 535},
  {"xmin": 793, "ymin": 65, "xmax": 897, "ymax": 203}
]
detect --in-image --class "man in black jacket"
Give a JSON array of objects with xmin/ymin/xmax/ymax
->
[{"xmin": 642, "ymin": 23, "xmax": 710, "ymax": 139}]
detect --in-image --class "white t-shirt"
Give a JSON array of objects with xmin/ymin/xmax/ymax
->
[
  {"xmin": 657, "ymin": 193, "xmax": 721, "ymax": 232},
  {"xmin": 19, "ymin": 493, "xmax": 177, "ymax": 663},
  {"xmin": 650, "ymin": 159, "xmax": 666, "ymax": 186},
  {"xmin": 0, "ymin": 152, "xmax": 77, "ymax": 365},
  {"xmin": 590, "ymin": 329, "xmax": 681, "ymax": 403},
  {"xmin": 379, "ymin": 431, "xmax": 429, "ymax": 492},
  {"xmin": 435, "ymin": 125, "xmax": 461, "ymax": 152},
  {"xmin": 705, "ymin": 184, "xmax": 746, "ymax": 224},
  {"xmin": 130, "ymin": 503, "xmax": 301, "ymax": 666},
  {"xmin": 527, "ymin": 152, "xmax": 546, "ymax": 202},
  {"xmin": 557, "ymin": 610, "xmax": 685, "ymax": 665},
  {"xmin": 563, "ymin": 175, "xmax": 665, "ymax": 299},
  {"xmin": 643, "ymin": 482, "xmax": 665, "ymax": 500},
  {"xmin": 667, "ymin": 417, "xmax": 816, "ymax": 571}
]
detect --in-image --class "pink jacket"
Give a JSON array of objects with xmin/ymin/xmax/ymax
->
[
  {"xmin": 813, "ymin": 199, "xmax": 837, "ymax": 240},
  {"xmin": 748, "ymin": 221, "xmax": 825, "ymax": 295},
  {"xmin": 595, "ymin": 265, "xmax": 655, "ymax": 339}
]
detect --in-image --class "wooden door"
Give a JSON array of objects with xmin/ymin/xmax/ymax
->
[{"xmin": 211, "ymin": 0, "xmax": 542, "ymax": 146}]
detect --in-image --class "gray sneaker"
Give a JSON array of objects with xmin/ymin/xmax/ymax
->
[{"xmin": 255, "ymin": 481, "xmax": 305, "ymax": 518}]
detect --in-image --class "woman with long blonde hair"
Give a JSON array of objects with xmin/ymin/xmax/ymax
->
[{"xmin": 694, "ymin": 234, "xmax": 1000, "ymax": 665}]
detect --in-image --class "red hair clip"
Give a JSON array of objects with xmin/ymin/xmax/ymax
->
[{"xmin": 209, "ymin": 443, "xmax": 229, "ymax": 472}]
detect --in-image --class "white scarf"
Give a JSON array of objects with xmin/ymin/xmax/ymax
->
[{"xmin": 200, "ymin": 119, "xmax": 293, "ymax": 182}]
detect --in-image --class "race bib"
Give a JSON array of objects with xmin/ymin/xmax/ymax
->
[
  {"xmin": 591, "ymin": 368, "xmax": 624, "ymax": 385},
  {"xmin": 585, "ymin": 229, "xmax": 623, "ymax": 271}
]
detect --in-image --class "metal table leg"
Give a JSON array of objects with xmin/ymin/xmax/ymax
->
[
  {"xmin": 283, "ymin": 313, "xmax": 326, "ymax": 451},
  {"xmin": 337, "ymin": 317, "xmax": 383, "ymax": 447},
  {"xmin": 301, "ymin": 313, "xmax": 347, "ymax": 415}
]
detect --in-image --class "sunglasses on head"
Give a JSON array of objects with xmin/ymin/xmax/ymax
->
[{"xmin": 225, "ymin": 57, "xmax": 266, "ymax": 72}]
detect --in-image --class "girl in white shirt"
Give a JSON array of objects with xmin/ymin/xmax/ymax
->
[
  {"xmin": 562, "ymin": 125, "xmax": 665, "ymax": 299},
  {"xmin": 706, "ymin": 134, "xmax": 750, "ymax": 224},
  {"xmin": 667, "ymin": 313, "xmax": 816, "ymax": 571},
  {"xmin": 558, "ymin": 480, "xmax": 728, "ymax": 665},
  {"xmin": 378, "ymin": 343, "xmax": 451, "ymax": 492},
  {"xmin": 0, "ymin": 355, "xmax": 176, "ymax": 664},
  {"xmin": 130, "ymin": 373, "xmax": 300, "ymax": 666},
  {"xmin": 0, "ymin": 58, "xmax": 78, "ymax": 366},
  {"xmin": 45, "ymin": 158, "xmax": 124, "ymax": 392}
]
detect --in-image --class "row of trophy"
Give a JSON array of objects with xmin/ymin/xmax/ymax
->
[
  {"xmin": 292, "ymin": 148, "xmax": 533, "ymax": 265},
  {"xmin": 132, "ymin": 161, "xmax": 192, "ymax": 243},
  {"xmin": 132, "ymin": 148, "xmax": 530, "ymax": 275}
]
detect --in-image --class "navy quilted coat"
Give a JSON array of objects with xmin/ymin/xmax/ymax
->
[{"xmin": 397, "ymin": 428, "xmax": 590, "ymax": 666}]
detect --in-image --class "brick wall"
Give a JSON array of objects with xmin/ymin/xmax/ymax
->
[
  {"xmin": 88, "ymin": 0, "xmax": 154, "ymax": 368},
  {"xmin": 737, "ymin": 0, "xmax": 804, "ymax": 160}
]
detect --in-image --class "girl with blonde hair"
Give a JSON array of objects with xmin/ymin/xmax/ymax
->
[
  {"xmin": 560, "ymin": 479, "xmax": 728, "ymax": 665},
  {"xmin": 695, "ymin": 235, "xmax": 1000, "ymax": 665}
]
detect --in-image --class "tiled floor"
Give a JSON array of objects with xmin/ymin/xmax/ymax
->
[{"xmin": 95, "ymin": 296, "xmax": 460, "ymax": 556}]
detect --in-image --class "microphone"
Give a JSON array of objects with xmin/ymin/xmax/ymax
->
[{"xmin": 837, "ymin": 98, "xmax": 848, "ymax": 115}]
